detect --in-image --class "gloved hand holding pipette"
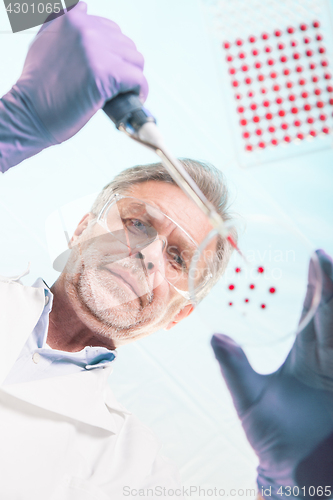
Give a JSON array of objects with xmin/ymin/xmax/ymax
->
[
  {"xmin": 212, "ymin": 249, "xmax": 333, "ymax": 500},
  {"xmin": 0, "ymin": 1, "xmax": 148, "ymax": 173}
]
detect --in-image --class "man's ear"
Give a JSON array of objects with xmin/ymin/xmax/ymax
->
[
  {"xmin": 69, "ymin": 213, "xmax": 93, "ymax": 248},
  {"xmin": 165, "ymin": 304, "xmax": 194, "ymax": 331}
]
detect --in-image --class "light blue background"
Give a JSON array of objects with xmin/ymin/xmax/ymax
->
[{"xmin": 0, "ymin": 0, "xmax": 332, "ymax": 494}]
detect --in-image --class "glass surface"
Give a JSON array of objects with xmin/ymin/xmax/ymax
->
[{"xmin": 189, "ymin": 215, "xmax": 322, "ymax": 346}]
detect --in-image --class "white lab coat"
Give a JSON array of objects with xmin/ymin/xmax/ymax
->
[{"xmin": 0, "ymin": 280, "xmax": 180, "ymax": 500}]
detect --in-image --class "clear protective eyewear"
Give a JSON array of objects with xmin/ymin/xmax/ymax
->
[{"xmin": 96, "ymin": 194, "xmax": 214, "ymax": 302}]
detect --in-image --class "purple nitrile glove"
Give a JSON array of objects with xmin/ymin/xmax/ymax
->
[
  {"xmin": 211, "ymin": 250, "xmax": 333, "ymax": 500},
  {"xmin": 0, "ymin": 1, "xmax": 148, "ymax": 173}
]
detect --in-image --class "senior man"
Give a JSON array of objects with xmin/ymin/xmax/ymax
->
[{"xmin": 0, "ymin": 3, "xmax": 234, "ymax": 498}]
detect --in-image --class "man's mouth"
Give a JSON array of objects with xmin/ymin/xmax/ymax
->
[{"xmin": 103, "ymin": 265, "xmax": 146, "ymax": 299}]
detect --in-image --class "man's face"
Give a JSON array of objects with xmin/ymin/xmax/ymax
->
[{"xmin": 61, "ymin": 181, "xmax": 213, "ymax": 346}]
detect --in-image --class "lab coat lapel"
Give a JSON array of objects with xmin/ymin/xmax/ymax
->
[
  {"xmin": 0, "ymin": 280, "xmax": 45, "ymax": 385},
  {"xmin": 2, "ymin": 364, "xmax": 128, "ymax": 433}
]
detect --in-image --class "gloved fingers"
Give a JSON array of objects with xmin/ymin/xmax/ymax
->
[
  {"xmin": 116, "ymin": 65, "xmax": 149, "ymax": 102},
  {"xmin": 315, "ymin": 249, "xmax": 333, "ymax": 304},
  {"xmin": 211, "ymin": 334, "xmax": 268, "ymax": 417}
]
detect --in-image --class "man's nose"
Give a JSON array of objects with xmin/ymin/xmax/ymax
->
[{"xmin": 134, "ymin": 238, "xmax": 166, "ymax": 275}]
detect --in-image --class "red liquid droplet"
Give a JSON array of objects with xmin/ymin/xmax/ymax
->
[
  {"xmin": 248, "ymin": 91, "xmax": 254, "ymax": 97},
  {"xmin": 278, "ymin": 43, "xmax": 285, "ymax": 50},
  {"xmin": 317, "ymin": 101, "xmax": 324, "ymax": 108},
  {"xmin": 304, "ymin": 104, "xmax": 311, "ymax": 111},
  {"xmin": 291, "ymin": 107, "xmax": 298, "ymax": 114},
  {"xmin": 267, "ymin": 58, "xmax": 274, "ymax": 65},
  {"xmin": 232, "ymin": 80, "xmax": 239, "ymax": 87},
  {"xmin": 239, "ymin": 52, "xmax": 246, "ymax": 59},
  {"xmin": 266, "ymin": 112, "xmax": 273, "ymax": 120},
  {"xmin": 306, "ymin": 50, "xmax": 313, "ymax": 57},
  {"xmin": 289, "ymin": 94, "xmax": 296, "ymax": 101},
  {"xmin": 256, "ymin": 128, "xmax": 263, "ymax": 136},
  {"xmin": 261, "ymin": 87, "xmax": 268, "ymax": 94},
  {"xmin": 275, "ymin": 30, "xmax": 282, "ymax": 37},
  {"xmin": 319, "ymin": 47, "xmax": 326, "ymax": 54},
  {"xmin": 316, "ymin": 33, "xmax": 323, "ymax": 41},
  {"xmin": 273, "ymin": 84, "xmax": 280, "ymax": 91},
  {"xmin": 262, "ymin": 33, "xmax": 269, "ymax": 40},
  {"xmin": 296, "ymin": 65, "xmax": 303, "ymax": 73},
  {"xmin": 283, "ymin": 68, "xmax": 290, "ymax": 76},
  {"xmin": 235, "ymin": 93, "xmax": 242, "ymax": 100},
  {"xmin": 276, "ymin": 97, "xmax": 283, "ymax": 104},
  {"xmin": 284, "ymin": 135, "xmax": 291, "ymax": 142},
  {"xmin": 229, "ymin": 302, "xmax": 233, "ymax": 306},
  {"xmin": 265, "ymin": 45, "xmax": 272, "ymax": 53},
  {"xmin": 258, "ymin": 141, "xmax": 265, "ymax": 148},
  {"xmin": 300, "ymin": 23, "xmax": 307, "ymax": 31},
  {"xmin": 244, "ymin": 298, "xmax": 249, "ymax": 303},
  {"xmin": 287, "ymin": 27, "xmax": 295, "ymax": 34},
  {"xmin": 249, "ymin": 36, "xmax": 256, "ymax": 43},
  {"xmin": 321, "ymin": 60, "xmax": 328, "ymax": 67},
  {"xmin": 286, "ymin": 81, "xmax": 293, "ymax": 88},
  {"xmin": 280, "ymin": 55, "xmax": 288, "ymax": 63},
  {"xmin": 314, "ymin": 88, "xmax": 321, "ymax": 95},
  {"xmin": 319, "ymin": 114, "xmax": 326, "ymax": 121},
  {"xmin": 324, "ymin": 73, "xmax": 331, "ymax": 80},
  {"xmin": 307, "ymin": 117, "xmax": 314, "ymax": 124},
  {"xmin": 253, "ymin": 115, "xmax": 260, "ymax": 123},
  {"xmin": 261, "ymin": 304, "xmax": 266, "ymax": 309},
  {"xmin": 263, "ymin": 100, "xmax": 270, "ymax": 107},
  {"xmin": 240, "ymin": 118, "xmax": 247, "ymax": 126},
  {"xmin": 271, "ymin": 138, "xmax": 278, "ymax": 145},
  {"xmin": 268, "ymin": 126, "xmax": 275, "ymax": 133},
  {"xmin": 224, "ymin": 41, "xmax": 231, "ymax": 49},
  {"xmin": 281, "ymin": 123, "xmax": 288, "ymax": 130},
  {"xmin": 245, "ymin": 145, "xmax": 253, "ymax": 151},
  {"xmin": 310, "ymin": 130, "xmax": 316, "ymax": 136},
  {"xmin": 270, "ymin": 72, "xmax": 277, "ymax": 79},
  {"xmin": 250, "ymin": 103, "xmax": 257, "ymax": 110},
  {"xmin": 252, "ymin": 49, "xmax": 259, "ymax": 56},
  {"xmin": 258, "ymin": 266, "xmax": 264, "ymax": 273},
  {"xmin": 236, "ymin": 38, "xmax": 243, "ymax": 46},
  {"xmin": 229, "ymin": 68, "xmax": 236, "ymax": 75},
  {"xmin": 291, "ymin": 40, "xmax": 298, "ymax": 47},
  {"xmin": 245, "ymin": 77, "xmax": 252, "ymax": 84},
  {"xmin": 255, "ymin": 61, "xmax": 262, "ymax": 69},
  {"xmin": 229, "ymin": 284, "xmax": 235, "ymax": 290},
  {"xmin": 297, "ymin": 133, "xmax": 304, "ymax": 140},
  {"xmin": 312, "ymin": 75, "xmax": 319, "ymax": 83},
  {"xmin": 323, "ymin": 127, "xmax": 329, "ymax": 134},
  {"xmin": 241, "ymin": 65, "xmax": 249, "ymax": 72},
  {"xmin": 237, "ymin": 106, "xmax": 245, "ymax": 113},
  {"xmin": 313, "ymin": 21, "xmax": 320, "ymax": 28},
  {"xmin": 310, "ymin": 63, "xmax": 316, "ymax": 70},
  {"xmin": 301, "ymin": 92, "xmax": 308, "ymax": 98},
  {"xmin": 304, "ymin": 37, "xmax": 311, "ymax": 44},
  {"xmin": 235, "ymin": 267, "xmax": 241, "ymax": 273},
  {"xmin": 243, "ymin": 131, "xmax": 250, "ymax": 138},
  {"xmin": 299, "ymin": 79, "xmax": 306, "ymax": 85},
  {"xmin": 249, "ymin": 284, "xmax": 255, "ymax": 289},
  {"xmin": 278, "ymin": 109, "xmax": 286, "ymax": 117},
  {"xmin": 330, "ymin": 99, "xmax": 333, "ymax": 105},
  {"xmin": 227, "ymin": 55, "xmax": 233, "ymax": 62},
  {"xmin": 327, "ymin": 86, "xmax": 333, "ymax": 92},
  {"xmin": 293, "ymin": 53, "xmax": 301, "ymax": 60},
  {"xmin": 294, "ymin": 120, "xmax": 301, "ymax": 126},
  {"xmin": 258, "ymin": 74, "xmax": 265, "ymax": 82}
]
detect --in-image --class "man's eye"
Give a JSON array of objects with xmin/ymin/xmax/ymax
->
[
  {"xmin": 167, "ymin": 248, "xmax": 187, "ymax": 270},
  {"xmin": 124, "ymin": 218, "xmax": 149, "ymax": 235}
]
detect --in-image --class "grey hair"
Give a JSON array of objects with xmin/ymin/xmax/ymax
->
[{"xmin": 90, "ymin": 158, "xmax": 237, "ymax": 303}]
